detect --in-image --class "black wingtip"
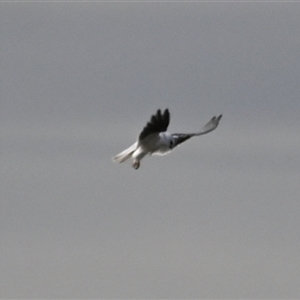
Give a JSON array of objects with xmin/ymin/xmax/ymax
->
[{"xmin": 139, "ymin": 108, "xmax": 170, "ymax": 141}]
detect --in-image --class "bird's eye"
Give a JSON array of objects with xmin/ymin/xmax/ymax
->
[{"xmin": 170, "ymin": 140, "xmax": 174, "ymax": 148}]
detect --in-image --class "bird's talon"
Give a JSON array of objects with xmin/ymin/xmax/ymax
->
[{"xmin": 133, "ymin": 160, "xmax": 140, "ymax": 169}]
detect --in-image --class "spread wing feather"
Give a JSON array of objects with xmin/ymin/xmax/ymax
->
[
  {"xmin": 172, "ymin": 115, "xmax": 222, "ymax": 147},
  {"xmin": 139, "ymin": 109, "xmax": 170, "ymax": 141}
]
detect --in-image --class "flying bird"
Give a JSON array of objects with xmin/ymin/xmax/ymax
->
[{"xmin": 113, "ymin": 109, "xmax": 222, "ymax": 169}]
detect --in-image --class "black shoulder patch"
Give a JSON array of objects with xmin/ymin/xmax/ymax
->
[{"xmin": 139, "ymin": 109, "xmax": 170, "ymax": 141}]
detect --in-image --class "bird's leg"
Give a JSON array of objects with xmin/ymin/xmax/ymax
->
[{"xmin": 132, "ymin": 159, "xmax": 140, "ymax": 170}]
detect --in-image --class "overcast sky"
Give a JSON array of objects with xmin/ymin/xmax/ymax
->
[{"xmin": 1, "ymin": 2, "xmax": 300, "ymax": 298}]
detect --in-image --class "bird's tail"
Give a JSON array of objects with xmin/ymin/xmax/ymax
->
[{"xmin": 113, "ymin": 142, "xmax": 138, "ymax": 163}]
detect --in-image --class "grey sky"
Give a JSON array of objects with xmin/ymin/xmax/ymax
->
[{"xmin": 1, "ymin": 2, "xmax": 300, "ymax": 298}]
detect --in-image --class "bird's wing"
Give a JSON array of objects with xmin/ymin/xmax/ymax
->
[
  {"xmin": 190, "ymin": 114, "xmax": 222, "ymax": 136},
  {"xmin": 172, "ymin": 115, "xmax": 222, "ymax": 147},
  {"xmin": 139, "ymin": 109, "xmax": 170, "ymax": 141}
]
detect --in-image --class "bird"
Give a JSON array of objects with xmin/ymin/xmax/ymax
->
[{"xmin": 113, "ymin": 109, "xmax": 222, "ymax": 170}]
